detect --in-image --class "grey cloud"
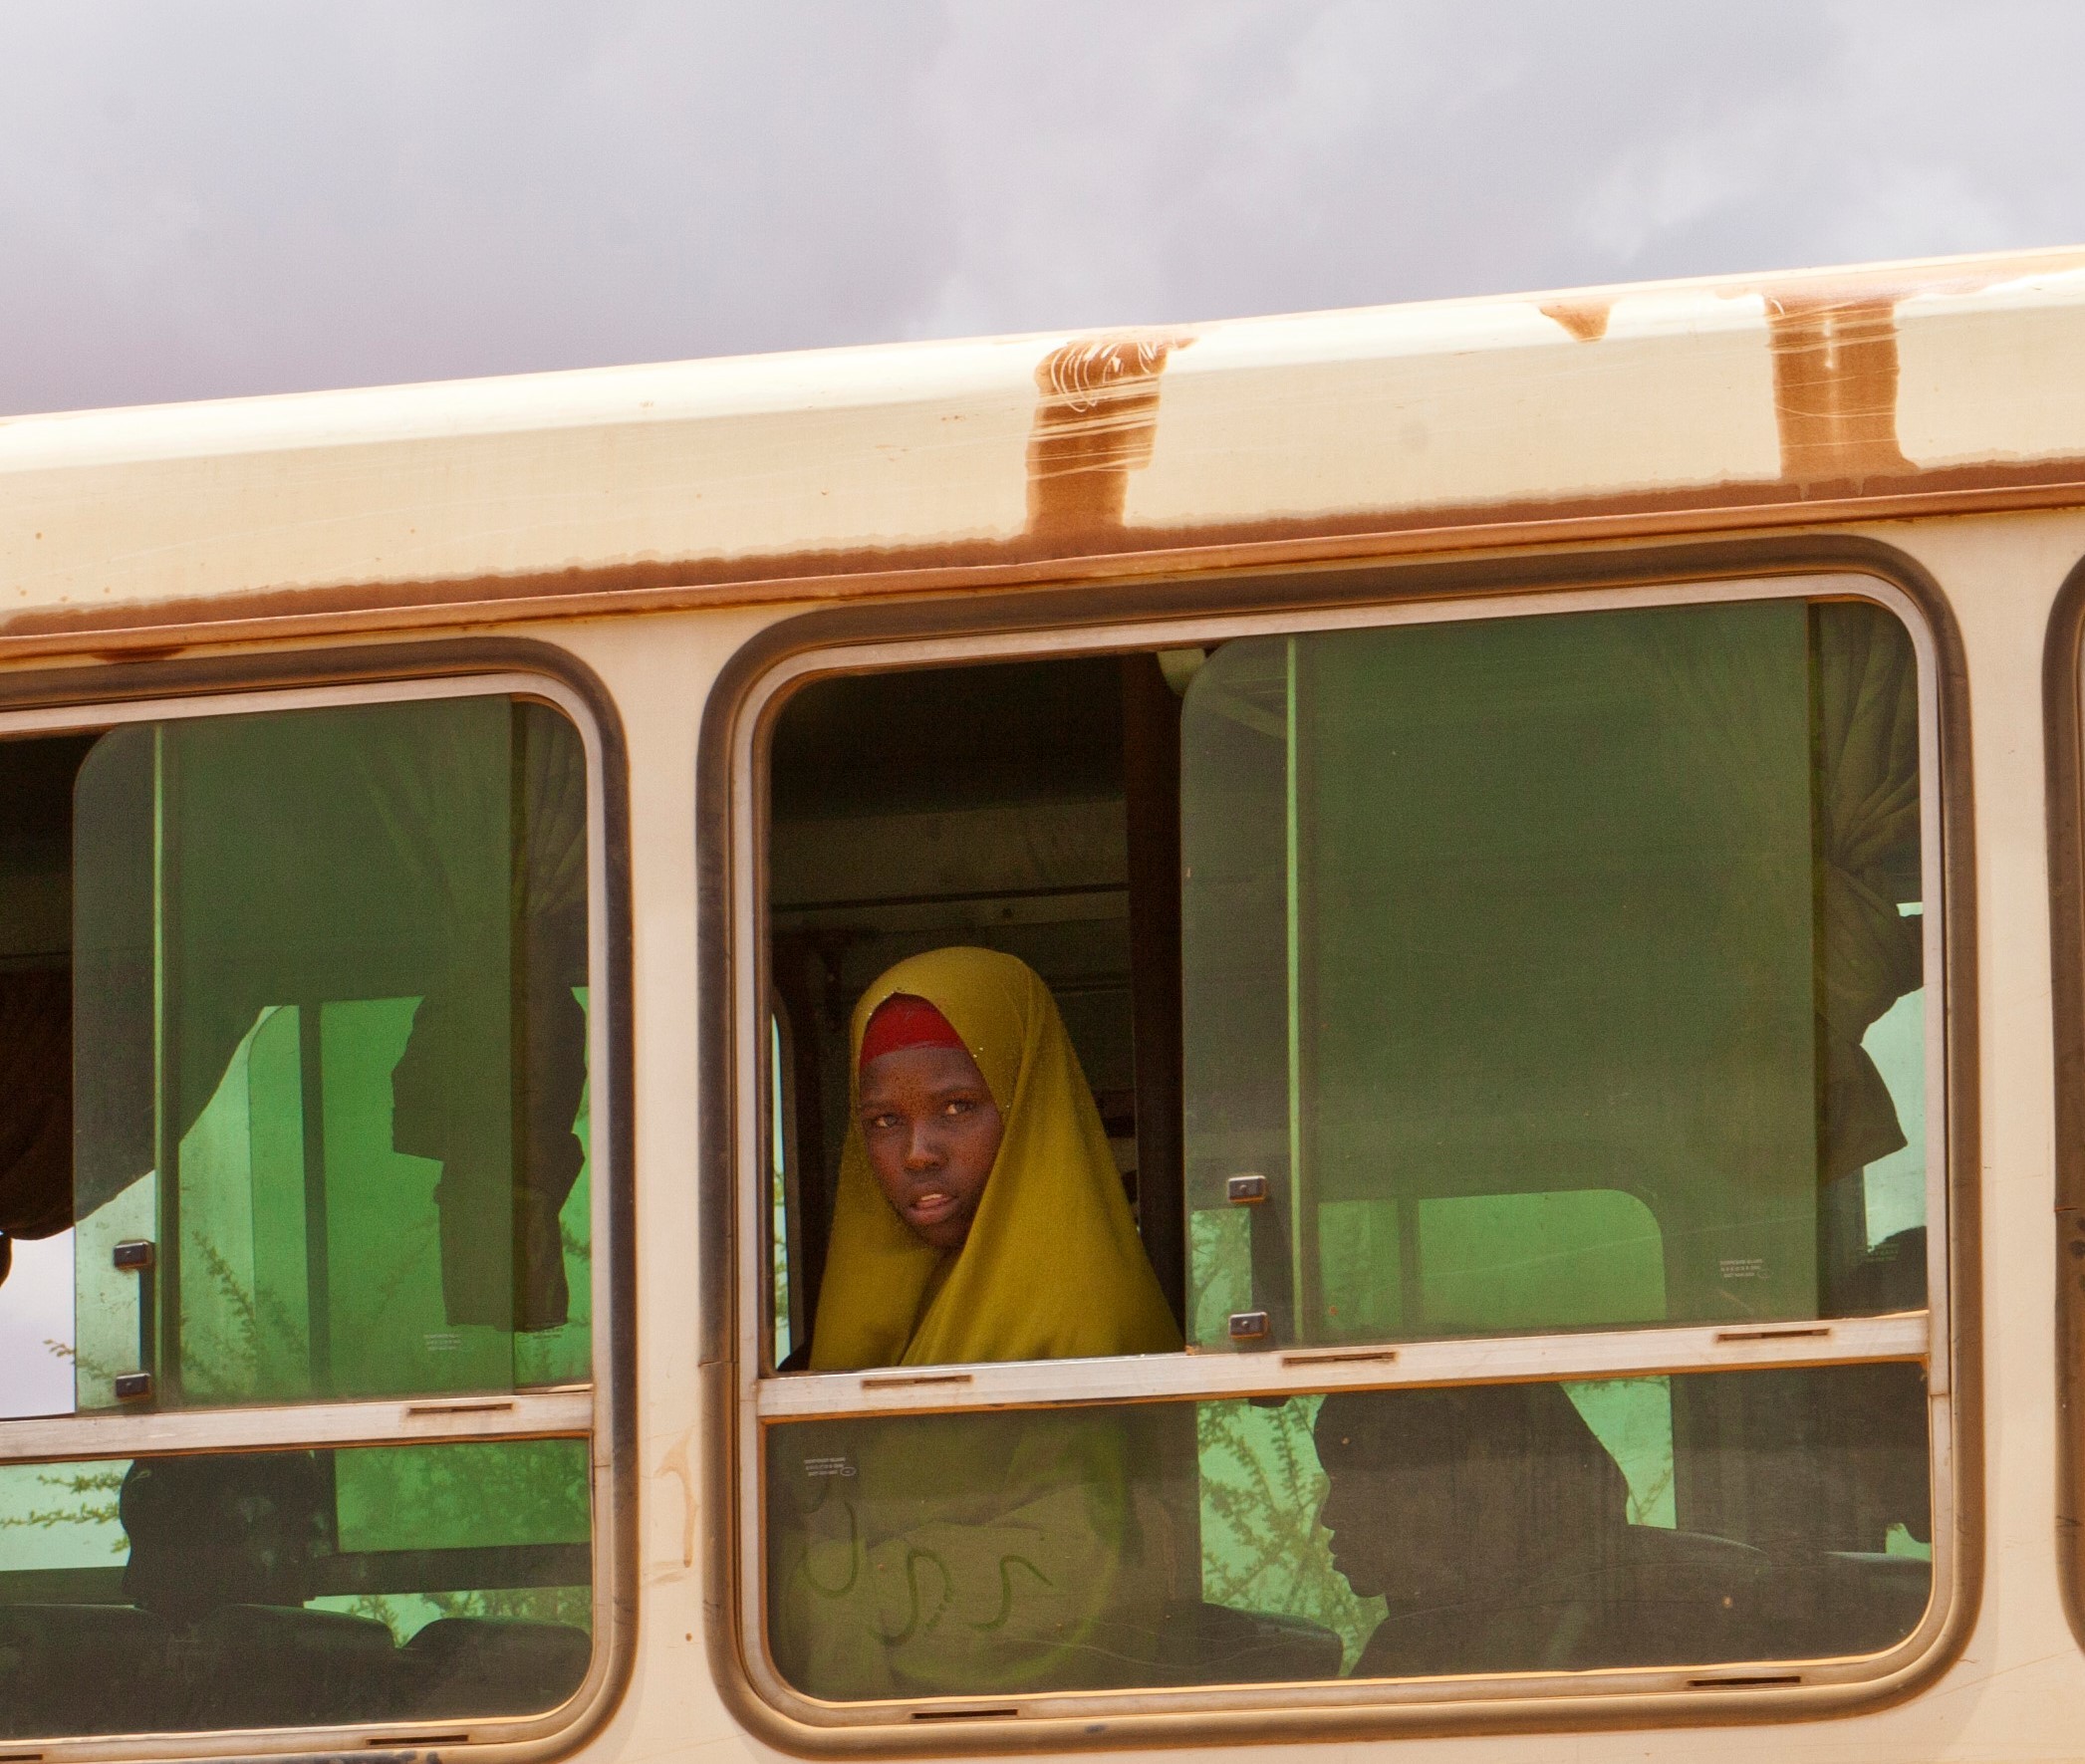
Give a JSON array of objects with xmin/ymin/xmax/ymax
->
[{"xmin": 1, "ymin": 0, "xmax": 2082, "ymax": 416}]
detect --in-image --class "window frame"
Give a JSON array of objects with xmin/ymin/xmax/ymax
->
[
  {"xmin": 0, "ymin": 638, "xmax": 636, "ymax": 1764},
  {"xmin": 700, "ymin": 539, "xmax": 1981, "ymax": 1752},
  {"xmin": 2040, "ymin": 550, "xmax": 2085, "ymax": 1652}
]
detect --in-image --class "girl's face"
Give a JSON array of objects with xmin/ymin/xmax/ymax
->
[{"xmin": 857, "ymin": 1043, "xmax": 1004, "ymax": 1252}]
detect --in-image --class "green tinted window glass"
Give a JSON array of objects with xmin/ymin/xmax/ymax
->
[
  {"xmin": 71, "ymin": 696, "xmax": 591, "ymax": 1407},
  {"xmin": 1313, "ymin": 1190, "xmax": 1665, "ymax": 1340},
  {"xmin": 1180, "ymin": 600, "xmax": 1927, "ymax": 1347},
  {"xmin": 1419, "ymin": 1190, "xmax": 1666, "ymax": 1334},
  {"xmin": 335, "ymin": 1439, "xmax": 591, "ymax": 1554},
  {"xmin": 763, "ymin": 1363, "xmax": 1930, "ymax": 1699},
  {"xmin": 0, "ymin": 1439, "xmax": 592, "ymax": 1736}
]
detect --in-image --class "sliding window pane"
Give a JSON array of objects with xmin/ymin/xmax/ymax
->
[
  {"xmin": 1180, "ymin": 600, "xmax": 1928, "ymax": 1348},
  {"xmin": 70, "ymin": 697, "xmax": 592, "ymax": 1408},
  {"xmin": 0, "ymin": 1438, "xmax": 593, "ymax": 1737},
  {"xmin": 764, "ymin": 1363, "xmax": 1930, "ymax": 1701}
]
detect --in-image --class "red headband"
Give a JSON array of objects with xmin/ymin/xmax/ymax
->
[{"xmin": 859, "ymin": 993, "xmax": 967, "ymax": 1072}]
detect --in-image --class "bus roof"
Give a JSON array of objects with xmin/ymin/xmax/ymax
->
[{"xmin": 6, "ymin": 243, "xmax": 2085, "ymax": 656}]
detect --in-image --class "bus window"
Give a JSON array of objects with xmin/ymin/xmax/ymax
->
[
  {"xmin": 745, "ymin": 581, "xmax": 1943, "ymax": 1721},
  {"xmin": 0, "ymin": 687, "xmax": 612, "ymax": 1744},
  {"xmin": 0, "ymin": 1438, "xmax": 591, "ymax": 1734}
]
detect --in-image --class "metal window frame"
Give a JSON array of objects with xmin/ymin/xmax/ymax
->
[
  {"xmin": 0, "ymin": 639, "xmax": 638, "ymax": 1764},
  {"xmin": 2038, "ymin": 552, "xmax": 2085, "ymax": 1653},
  {"xmin": 697, "ymin": 535, "xmax": 1983, "ymax": 1754}
]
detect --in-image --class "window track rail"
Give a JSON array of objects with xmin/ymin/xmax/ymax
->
[
  {"xmin": 753, "ymin": 1314, "xmax": 1929, "ymax": 1420},
  {"xmin": 0, "ymin": 1386, "xmax": 593, "ymax": 1464}
]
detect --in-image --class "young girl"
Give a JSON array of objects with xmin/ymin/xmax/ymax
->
[
  {"xmin": 811, "ymin": 944, "xmax": 1177, "ymax": 1370},
  {"xmin": 770, "ymin": 946, "xmax": 1188, "ymax": 1701}
]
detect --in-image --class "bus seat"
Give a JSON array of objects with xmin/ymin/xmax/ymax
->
[
  {"xmin": 1173, "ymin": 1601, "xmax": 1344, "ymax": 1682},
  {"xmin": 1346, "ymin": 1527, "xmax": 1773, "ymax": 1679},
  {"xmin": 171, "ymin": 1605, "xmax": 398, "ymax": 1729},
  {"xmin": 0, "ymin": 1604, "xmax": 166, "ymax": 1737},
  {"xmin": 397, "ymin": 1616, "xmax": 592, "ymax": 1717},
  {"xmin": 1819, "ymin": 1552, "xmax": 1933, "ymax": 1655},
  {"xmin": 1602, "ymin": 1526, "xmax": 1775, "ymax": 1663}
]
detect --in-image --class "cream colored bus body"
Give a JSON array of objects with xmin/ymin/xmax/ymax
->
[{"xmin": 7, "ymin": 246, "xmax": 2085, "ymax": 1761}]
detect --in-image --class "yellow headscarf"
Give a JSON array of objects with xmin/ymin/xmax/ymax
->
[{"xmin": 810, "ymin": 945, "xmax": 1181, "ymax": 1371}]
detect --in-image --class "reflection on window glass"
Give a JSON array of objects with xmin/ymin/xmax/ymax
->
[
  {"xmin": 1180, "ymin": 600, "xmax": 1928, "ymax": 1347},
  {"xmin": 60, "ymin": 697, "xmax": 592, "ymax": 1410},
  {"xmin": 0, "ymin": 1439, "xmax": 592, "ymax": 1736},
  {"xmin": 765, "ymin": 1364, "xmax": 1930, "ymax": 1700}
]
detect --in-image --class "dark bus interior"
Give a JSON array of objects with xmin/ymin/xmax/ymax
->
[{"xmin": 767, "ymin": 653, "xmax": 1187, "ymax": 1347}]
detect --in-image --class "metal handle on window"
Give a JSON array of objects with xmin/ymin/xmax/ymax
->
[{"xmin": 113, "ymin": 1238, "xmax": 155, "ymax": 1402}]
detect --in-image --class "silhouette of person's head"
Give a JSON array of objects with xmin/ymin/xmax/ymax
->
[{"xmin": 120, "ymin": 1451, "xmax": 332, "ymax": 1623}]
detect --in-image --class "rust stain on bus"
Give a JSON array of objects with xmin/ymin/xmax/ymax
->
[
  {"xmin": 1026, "ymin": 336, "xmax": 1186, "ymax": 537},
  {"xmin": 1765, "ymin": 290, "xmax": 1913, "ymax": 489},
  {"xmin": 654, "ymin": 1425, "xmax": 697, "ymax": 1570},
  {"xmin": 1539, "ymin": 299, "xmax": 1612, "ymax": 343}
]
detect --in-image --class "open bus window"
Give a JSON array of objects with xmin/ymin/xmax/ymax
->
[
  {"xmin": 747, "ymin": 586, "xmax": 1944, "ymax": 1713},
  {"xmin": 0, "ymin": 686, "xmax": 609, "ymax": 1746},
  {"xmin": 0, "ymin": 734, "xmax": 96, "ymax": 1422},
  {"xmin": 764, "ymin": 657, "xmax": 1149, "ymax": 1372}
]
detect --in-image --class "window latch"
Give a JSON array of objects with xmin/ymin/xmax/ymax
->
[
  {"xmin": 112, "ymin": 1238, "xmax": 156, "ymax": 1403},
  {"xmin": 1226, "ymin": 1173, "xmax": 1268, "ymax": 1205}
]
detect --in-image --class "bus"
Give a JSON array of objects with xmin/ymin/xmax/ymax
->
[{"xmin": 0, "ymin": 243, "xmax": 2078, "ymax": 1761}]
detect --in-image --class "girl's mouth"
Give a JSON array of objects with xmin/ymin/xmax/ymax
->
[{"xmin": 905, "ymin": 1188, "xmax": 961, "ymax": 1226}]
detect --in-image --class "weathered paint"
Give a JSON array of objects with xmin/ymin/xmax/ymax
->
[
  {"xmin": 1765, "ymin": 291, "xmax": 1912, "ymax": 486},
  {"xmin": 1538, "ymin": 298, "xmax": 1612, "ymax": 343},
  {"xmin": 1025, "ymin": 337, "xmax": 1183, "ymax": 536},
  {"xmin": 5, "ymin": 249, "xmax": 2085, "ymax": 659}
]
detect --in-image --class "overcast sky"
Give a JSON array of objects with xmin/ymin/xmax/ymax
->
[{"xmin": 3, "ymin": 2, "xmax": 2084, "ymax": 416}]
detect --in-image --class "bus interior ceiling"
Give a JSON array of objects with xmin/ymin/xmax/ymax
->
[{"xmin": 766, "ymin": 653, "xmax": 1187, "ymax": 1346}]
